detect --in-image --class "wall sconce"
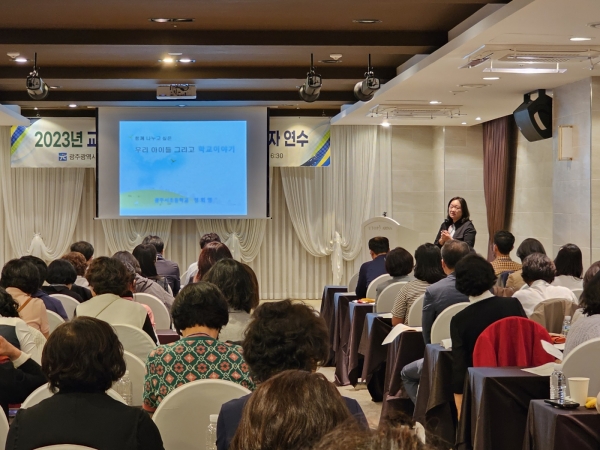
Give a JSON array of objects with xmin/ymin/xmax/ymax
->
[{"xmin": 558, "ymin": 125, "xmax": 574, "ymax": 160}]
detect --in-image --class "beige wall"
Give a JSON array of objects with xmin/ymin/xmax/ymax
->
[{"xmin": 591, "ymin": 78, "xmax": 600, "ymax": 263}]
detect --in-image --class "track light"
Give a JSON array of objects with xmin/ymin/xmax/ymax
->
[
  {"xmin": 298, "ymin": 54, "xmax": 322, "ymax": 103},
  {"xmin": 25, "ymin": 53, "xmax": 49, "ymax": 100},
  {"xmin": 354, "ymin": 54, "xmax": 380, "ymax": 102}
]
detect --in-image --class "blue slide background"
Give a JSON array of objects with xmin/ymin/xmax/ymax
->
[{"xmin": 119, "ymin": 121, "xmax": 247, "ymax": 216}]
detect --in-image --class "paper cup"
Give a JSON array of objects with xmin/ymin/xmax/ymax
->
[{"xmin": 568, "ymin": 377, "xmax": 589, "ymax": 405}]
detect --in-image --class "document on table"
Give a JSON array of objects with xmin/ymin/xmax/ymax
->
[
  {"xmin": 382, "ymin": 324, "xmax": 422, "ymax": 345},
  {"xmin": 541, "ymin": 340, "xmax": 564, "ymax": 360},
  {"xmin": 522, "ymin": 362, "xmax": 555, "ymax": 376}
]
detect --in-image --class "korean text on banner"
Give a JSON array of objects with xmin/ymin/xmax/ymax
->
[
  {"xmin": 10, "ymin": 118, "xmax": 96, "ymax": 168},
  {"xmin": 269, "ymin": 117, "xmax": 330, "ymax": 167}
]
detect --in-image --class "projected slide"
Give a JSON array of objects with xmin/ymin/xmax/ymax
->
[{"xmin": 119, "ymin": 121, "xmax": 247, "ymax": 216}]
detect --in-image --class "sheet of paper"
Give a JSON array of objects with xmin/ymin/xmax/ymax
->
[
  {"xmin": 382, "ymin": 324, "xmax": 422, "ymax": 345},
  {"xmin": 522, "ymin": 362, "xmax": 556, "ymax": 376},
  {"xmin": 554, "ymin": 343, "xmax": 565, "ymax": 351},
  {"xmin": 542, "ymin": 340, "xmax": 564, "ymax": 360},
  {"xmin": 441, "ymin": 338, "xmax": 452, "ymax": 349},
  {"xmin": 379, "ymin": 313, "xmax": 393, "ymax": 319}
]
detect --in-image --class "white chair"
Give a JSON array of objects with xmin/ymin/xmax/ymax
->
[
  {"xmin": 21, "ymin": 383, "xmax": 125, "ymax": 409},
  {"xmin": 116, "ymin": 350, "xmax": 146, "ymax": 407},
  {"xmin": 34, "ymin": 446, "xmax": 98, "ymax": 450},
  {"xmin": 112, "ymin": 324, "xmax": 157, "ymax": 362},
  {"xmin": 365, "ymin": 274, "xmax": 392, "ymax": 299},
  {"xmin": 572, "ymin": 288, "xmax": 583, "ymax": 302},
  {"xmin": 133, "ymin": 293, "xmax": 171, "ymax": 329},
  {"xmin": 47, "ymin": 310, "xmax": 65, "ymax": 334},
  {"xmin": 375, "ymin": 282, "xmax": 407, "ymax": 313},
  {"xmin": 27, "ymin": 326, "xmax": 46, "ymax": 364},
  {"xmin": 0, "ymin": 405, "xmax": 9, "ymax": 449},
  {"xmin": 407, "ymin": 294, "xmax": 425, "ymax": 327},
  {"xmin": 153, "ymin": 379, "xmax": 251, "ymax": 450},
  {"xmin": 49, "ymin": 294, "xmax": 79, "ymax": 320},
  {"xmin": 429, "ymin": 302, "xmax": 470, "ymax": 344},
  {"xmin": 347, "ymin": 272, "xmax": 359, "ymax": 294},
  {"xmin": 562, "ymin": 337, "xmax": 600, "ymax": 399}
]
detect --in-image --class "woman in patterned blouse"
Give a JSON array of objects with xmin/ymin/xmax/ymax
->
[{"xmin": 143, "ymin": 282, "xmax": 255, "ymax": 413}]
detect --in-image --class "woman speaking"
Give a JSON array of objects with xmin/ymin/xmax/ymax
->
[{"xmin": 434, "ymin": 197, "xmax": 476, "ymax": 249}]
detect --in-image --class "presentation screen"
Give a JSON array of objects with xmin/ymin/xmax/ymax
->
[{"xmin": 97, "ymin": 107, "xmax": 268, "ymax": 219}]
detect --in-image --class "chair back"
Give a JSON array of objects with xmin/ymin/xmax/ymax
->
[
  {"xmin": 27, "ymin": 326, "xmax": 46, "ymax": 364},
  {"xmin": 429, "ymin": 302, "xmax": 470, "ymax": 344},
  {"xmin": 407, "ymin": 294, "xmax": 425, "ymax": 327},
  {"xmin": 0, "ymin": 404, "xmax": 8, "ymax": 449},
  {"xmin": 112, "ymin": 324, "xmax": 157, "ymax": 361},
  {"xmin": 34, "ymin": 446, "xmax": 98, "ymax": 450},
  {"xmin": 21, "ymin": 383, "xmax": 125, "ymax": 409},
  {"xmin": 572, "ymin": 288, "xmax": 583, "ymax": 302},
  {"xmin": 47, "ymin": 311, "xmax": 65, "ymax": 334},
  {"xmin": 473, "ymin": 317, "xmax": 555, "ymax": 367},
  {"xmin": 529, "ymin": 298, "xmax": 579, "ymax": 334},
  {"xmin": 366, "ymin": 274, "xmax": 392, "ymax": 299},
  {"xmin": 347, "ymin": 272, "xmax": 359, "ymax": 293},
  {"xmin": 562, "ymin": 337, "xmax": 600, "ymax": 398},
  {"xmin": 119, "ymin": 351, "xmax": 146, "ymax": 407},
  {"xmin": 375, "ymin": 282, "xmax": 407, "ymax": 313},
  {"xmin": 133, "ymin": 293, "xmax": 171, "ymax": 329},
  {"xmin": 152, "ymin": 379, "xmax": 251, "ymax": 450},
  {"xmin": 496, "ymin": 271, "xmax": 514, "ymax": 288},
  {"xmin": 49, "ymin": 294, "xmax": 79, "ymax": 320}
]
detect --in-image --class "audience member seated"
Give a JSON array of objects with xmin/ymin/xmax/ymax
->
[
  {"xmin": 69, "ymin": 241, "xmax": 94, "ymax": 287},
  {"xmin": 490, "ymin": 230, "xmax": 522, "ymax": 276},
  {"xmin": 564, "ymin": 271, "xmax": 600, "ymax": 357},
  {"xmin": 6, "ymin": 317, "xmax": 164, "ymax": 450},
  {"xmin": 76, "ymin": 257, "xmax": 157, "ymax": 343},
  {"xmin": 112, "ymin": 251, "xmax": 174, "ymax": 310},
  {"xmin": 202, "ymin": 259, "xmax": 259, "ymax": 343},
  {"xmin": 573, "ymin": 261, "xmax": 600, "ymax": 325},
  {"xmin": 0, "ymin": 288, "xmax": 41, "ymax": 364},
  {"xmin": 133, "ymin": 244, "xmax": 171, "ymax": 294},
  {"xmin": 552, "ymin": 243, "xmax": 584, "ymax": 291},
  {"xmin": 0, "ymin": 335, "xmax": 46, "ymax": 416},
  {"xmin": 60, "ymin": 252, "xmax": 93, "ymax": 300},
  {"xmin": 229, "ymin": 370, "xmax": 352, "ymax": 450},
  {"xmin": 400, "ymin": 240, "xmax": 470, "ymax": 404},
  {"xmin": 19, "ymin": 256, "xmax": 68, "ymax": 320},
  {"xmin": 505, "ymin": 238, "xmax": 546, "ymax": 291},
  {"xmin": 355, "ymin": 236, "xmax": 390, "ymax": 299},
  {"xmin": 392, "ymin": 243, "xmax": 446, "ymax": 326},
  {"xmin": 182, "ymin": 232, "xmax": 221, "ymax": 287},
  {"xmin": 192, "ymin": 241, "xmax": 233, "ymax": 283},
  {"xmin": 143, "ymin": 282, "xmax": 254, "ymax": 414},
  {"xmin": 0, "ymin": 259, "xmax": 49, "ymax": 338},
  {"xmin": 513, "ymin": 253, "xmax": 577, "ymax": 317},
  {"xmin": 450, "ymin": 254, "xmax": 526, "ymax": 416},
  {"xmin": 42, "ymin": 259, "xmax": 84, "ymax": 302},
  {"xmin": 217, "ymin": 300, "xmax": 366, "ymax": 450},
  {"xmin": 375, "ymin": 247, "xmax": 414, "ymax": 300},
  {"xmin": 143, "ymin": 235, "xmax": 181, "ymax": 296},
  {"xmin": 116, "ymin": 260, "xmax": 156, "ymax": 328}
]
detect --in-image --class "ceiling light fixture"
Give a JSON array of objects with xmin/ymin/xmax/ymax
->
[
  {"xmin": 25, "ymin": 53, "xmax": 49, "ymax": 100},
  {"xmin": 15, "ymin": 57, "xmax": 28, "ymax": 63},
  {"xmin": 570, "ymin": 37, "xmax": 592, "ymax": 41},
  {"xmin": 353, "ymin": 19, "xmax": 382, "ymax": 24},
  {"xmin": 168, "ymin": 52, "xmax": 183, "ymax": 56},
  {"xmin": 381, "ymin": 121, "xmax": 390, "ymax": 127},
  {"xmin": 149, "ymin": 18, "xmax": 194, "ymax": 23},
  {"xmin": 461, "ymin": 122, "xmax": 467, "ymax": 125},
  {"xmin": 429, "ymin": 100, "xmax": 441, "ymax": 104},
  {"xmin": 34, "ymin": 107, "xmax": 38, "ymax": 110},
  {"xmin": 69, "ymin": 104, "xmax": 77, "ymax": 108},
  {"xmin": 354, "ymin": 54, "xmax": 380, "ymax": 102},
  {"xmin": 160, "ymin": 57, "xmax": 174, "ymax": 63},
  {"xmin": 483, "ymin": 77, "xmax": 500, "ymax": 80},
  {"xmin": 484, "ymin": 60, "xmax": 566, "ymax": 74},
  {"xmin": 178, "ymin": 58, "xmax": 194, "ymax": 63},
  {"xmin": 49, "ymin": 86, "xmax": 61, "ymax": 89},
  {"xmin": 475, "ymin": 117, "xmax": 481, "ymax": 121},
  {"xmin": 459, "ymin": 53, "xmax": 493, "ymax": 69},
  {"xmin": 298, "ymin": 53, "xmax": 322, "ymax": 103},
  {"xmin": 458, "ymin": 84, "xmax": 490, "ymax": 89}
]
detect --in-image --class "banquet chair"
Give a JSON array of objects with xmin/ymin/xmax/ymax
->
[
  {"xmin": 114, "ymin": 351, "xmax": 146, "ymax": 407},
  {"xmin": 472, "ymin": 317, "xmax": 555, "ymax": 367},
  {"xmin": 49, "ymin": 294, "xmax": 79, "ymax": 320},
  {"xmin": 365, "ymin": 274, "xmax": 392, "ymax": 299},
  {"xmin": 429, "ymin": 302, "xmax": 470, "ymax": 345},
  {"xmin": 407, "ymin": 294, "xmax": 425, "ymax": 327},
  {"xmin": 34, "ymin": 445, "xmax": 98, "ymax": 449},
  {"xmin": 562, "ymin": 337, "xmax": 600, "ymax": 398},
  {"xmin": 375, "ymin": 282, "xmax": 407, "ymax": 313},
  {"xmin": 571, "ymin": 288, "xmax": 583, "ymax": 302},
  {"xmin": 47, "ymin": 311, "xmax": 65, "ymax": 334},
  {"xmin": 112, "ymin": 324, "xmax": 157, "ymax": 362},
  {"xmin": 529, "ymin": 298, "xmax": 579, "ymax": 334},
  {"xmin": 21, "ymin": 383, "xmax": 125, "ymax": 409},
  {"xmin": 133, "ymin": 292, "xmax": 171, "ymax": 329},
  {"xmin": 152, "ymin": 379, "xmax": 251, "ymax": 450},
  {"xmin": 347, "ymin": 272, "xmax": 359, "ymax": 294},
  {"xmin": 0, "ymin": 405, "xmax": 8, "ymax": 449},
  {"xmin": 27, "ymin": 326, "xmax": 46, "ymax": 363}
]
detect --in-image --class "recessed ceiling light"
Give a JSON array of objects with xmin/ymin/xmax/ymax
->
[
  {"xmin": 34, "ymin": 107, "xmax": 38, "ymax": 110},
  {"xmin": 160, "ymin": 57, "xmax": 175, "ymax": 63},
  {"xmin": 483, "ymin": 77, "xmax": 500, "ymax": 80},
  {"xmin": 381, "ymin": 122, "xmax": 390, "ymax": 127},
  {"xmin": 475, "ymin": 117, "xmax": 481, "ymax": 121},
  {"xmin": 570, "ymin": 37, "xmax": 592, "ymax": 41},
  {"xmin": 69, "ymin": 104, "xmax": 77, "ymax": 108},
  {"xmin": 461, "ymin": 122, "xmax": 467, "ymax": 125},
  {"xmin": 149, "ymin": 18, "xmax": 194, "ymax": 23},
  {"xmin": 14, "ymin": 57, "xmax": 28, "ymax": 63},
  {"xmin": 168, "ymin": 52, "xmax": 183, "ymax": 56},
  {"xmin": 429, "ymin": 100, "xmax": 441, "ymax": 105},
  {"xmin": 178, "ymin": 58, "xmax": 194, "ymax": 63},
  {"xmin": 353, "ymin": 19, "xmax": 382, "ymax": 24}
]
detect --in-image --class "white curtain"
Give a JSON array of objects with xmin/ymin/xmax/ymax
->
[
  {"xmin": 194, "ymin": 219, "xmax": 267, "ymax": 262},
  {"xmin": 0, "ymin": 127, "xmax": 85, "ymax": 261},
  {"xmin": 280, "ymin": 125, "xmax": 392, "ymax": 284},
  {"xmin": 101, "ymin": 219, "xmax": 172, "ymax": 255}
]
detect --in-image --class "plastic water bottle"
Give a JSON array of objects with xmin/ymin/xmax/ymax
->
[
  {"xmin": 562, "ymin": 316, "xmax": 572, "ymax": 337},
  {"xmin": 206, "ymin": 414, "xmax": 218, "ymax": 450},
  {"xmin": 550, "ymin": 364, "xmax": 566, "ymax": 403},
  {"xmin": 115, "ymin": 370, "xmax": 133, "ymax": 406}
]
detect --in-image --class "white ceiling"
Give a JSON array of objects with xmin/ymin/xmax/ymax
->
[{"xmin": 332, "ymin": 0, "xmax": 600, "ymax": 126}]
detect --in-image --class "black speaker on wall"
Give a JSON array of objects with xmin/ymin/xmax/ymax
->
[{"xmin": 513, "ymin": 89, "xmax": 553, "ymax": 142}]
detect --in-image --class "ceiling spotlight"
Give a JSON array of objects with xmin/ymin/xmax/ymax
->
[
  {"xmin": 160, "ymin": 57, "xmax": 174, "ymax": 63},
  {"xmin": 483, "ymin": 77, "xmax": 500, "ymax": 80},
  {"xmin": 354, "ymin": 54, "xmax": 380, "ymax": 102},
  {"xmin": 381, "ymin": 121, "xmax": 390, "ymax": 127},
  {"xmin": 298, "ymin": 54, "xmax": 322, "ymax": 103},
  {"xmin": 178, "ymin": 58, "xmax": 194, "ymax": 63},
  {"xmin": 34, "ymin": 107, "xmax": 38, "ymax": 110},
  {"xmin": 429, "ymin": 100, "xmax": 441, "ymax": 104},
  {"xmin": 353, "ymin": 19, "xmax": 382, "ymax": 24},
  {"xmin": 15, "ymin": 57, "xmax": 28, "ymax": 63},
  {"xmin": 461, "ymin": 122, "xmax": 467, "ymax": 125},
  {"xmin": 68, "ymin": 104, "xmax": 77, "ymax": 108},
  {"xmin": 570, "ymin": 37, "xmax": 592, "ymax": 41},
  {"xmin": 25, "ymin": 53, "xmax": 49, "ymax": 100},
  {"xmin": 475, "ymin": 117, "xmax": 482, "ymax": 121}
]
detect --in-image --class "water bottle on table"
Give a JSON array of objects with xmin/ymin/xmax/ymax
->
[
  {"xmin": 550, "ymin": 364, "xmax": 566, "ymax": 403},
  {"xmin": 206, "ymin": 414, "xmax": 218, "ymax": 450},
  {"xmin": 115, "ymin": 370, "xmax": 133, "ymax": 406},
  {"xmin": 562, "ymin": 316, "xmax": 571, "ymax": 337}
]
